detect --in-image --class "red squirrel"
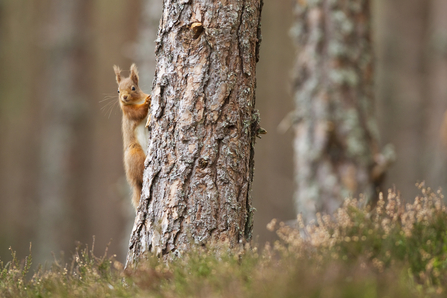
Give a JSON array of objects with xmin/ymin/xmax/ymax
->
[{"xmin": 113, "ymin": 64, "xmax": 151, "ymax": 210}]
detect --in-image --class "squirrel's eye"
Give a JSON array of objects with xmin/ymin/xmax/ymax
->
[
  {"xmin": 131, "ymin": 86, "xmax": 136, "ymax": 91},
  {"xmin": 117, "ymin": 90, "xmax": 120, "ymax": 93}
]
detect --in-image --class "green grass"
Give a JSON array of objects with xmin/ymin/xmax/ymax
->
[{"xmin": 2, "ymin": 184, "xmax": 447, "ymax": 297}]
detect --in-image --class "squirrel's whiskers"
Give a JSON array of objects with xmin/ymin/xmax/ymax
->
[{"xmin": 100, "ymin": 94, "xmax": 121, "ymax": 118}]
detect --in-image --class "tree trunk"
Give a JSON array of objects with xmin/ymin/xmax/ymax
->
[
  {"xmin": 116, "ymin": 0, "xmax": 163, "ymax": 259},
  {"xmin": 126, "ymin": 0, "xmax": 263, "ymax": 262},
  {"xmin": 0, "ymin": 0, "xmax": 145, "ymax": 264},
  {"xmin": 376, "ymin": 0, "xmax": 447, "ymax": 198},
  {"xmin": 35, "ymin": 0, "xmax": 94, "ymax": 263},
  {"xmin": 251, "ymin": 0, "xmax": 295, "ymax": 245},
  {"xmin": 375, "ymin": 0, "xmax": 430, "ymax": 201},
  {"xmin": 425, "ymin": 0, "xmax": 447, "ymax": 192},
  {"xmin": 0, "ymin": 1, "xmax": 43, "ymax": 260},
  {"xmin": 135, "ymin": 0, "xmax": 163, "ymax": 89},
  {"xmin": 292, "ymin": 0, "xmax": 393, "ymax": 223}
]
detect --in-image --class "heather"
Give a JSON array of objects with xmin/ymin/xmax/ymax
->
[{"xmin": 2, "ymin": 184, "xmax": 447, "ymax": 297}]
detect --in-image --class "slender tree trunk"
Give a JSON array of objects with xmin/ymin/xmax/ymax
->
[
  {"xmin": 36, "ymin": 0, "xmax": 93, "ymax": 262},
  {"xmin": 252, "ymin": 0, "xmax": 295, "ymax": 245},
  {"xmin": 378, "ymin": 0, "xmax": 447, "ymax": 195},
  {"xmin": 292, "ymin": 0, "xmax": 393, "ymax": 223},
  {"xmin": 116, "ymin": 0, "xmax": 163, "ymax": 258},
  {"xmin": 126, "ymin": 0, "xmax": 263, "ymax": 263},
  {"xmin": 426, "ymin": 0, "xmax": 447, "ymax": 192},
  {"xmin": 0, "ymin": 1, "xmax": 43, "ymax": 259},
  {"xmin": 375, "ymin": 0, "xmax": 430, "ymax": 201},
  {"xmin": 90, "ymin": 0, "xmax": 144, "ymax": 262},
  {"xmin": 136, "ymin": 0, "xmax": 163, "ymax": 90}
]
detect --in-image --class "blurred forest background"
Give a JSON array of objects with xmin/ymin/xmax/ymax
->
[{"xmin": 1, "ymin": 0, "xmax": 447, "ymax": 265}]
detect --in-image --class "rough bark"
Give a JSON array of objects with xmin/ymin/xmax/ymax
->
[
  {"xmin": 292, "ymin": 0, "xmax": 393, "ymax": 223},
  {"xmin": 126, "ymin": 0, "xmax": 263, "ymax": 263}
]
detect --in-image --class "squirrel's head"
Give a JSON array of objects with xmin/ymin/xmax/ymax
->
[{"xmin": 113, "ymin": 64, "xmax": 146, "ymax": 105}]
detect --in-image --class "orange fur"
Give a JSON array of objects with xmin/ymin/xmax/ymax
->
[{"xmin": 113, "ymin": 64, "xmax": 151, "ymax": 210}]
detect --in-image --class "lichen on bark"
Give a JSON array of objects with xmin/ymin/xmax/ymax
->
[
  {"xmin": 291, "ymin": 0, "xmax": 394, "ymax": 223},
  {"xmin": 127, "ymin": 0, "xmax": 263, "ymax": 264}
]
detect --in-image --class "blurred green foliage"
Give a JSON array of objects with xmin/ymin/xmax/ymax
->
[{"xmin": 2, "ymin": 184, "xmax": 447, "ymax": 297}]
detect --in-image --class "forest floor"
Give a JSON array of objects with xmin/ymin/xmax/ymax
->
[{"xmin": 2, "ymin": 183, "xmax": 447, "ymax": 298}]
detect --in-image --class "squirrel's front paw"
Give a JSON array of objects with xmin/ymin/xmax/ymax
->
[{"xmin": 145, "ymin": 95, "xmax": 151, "ymax": 105}]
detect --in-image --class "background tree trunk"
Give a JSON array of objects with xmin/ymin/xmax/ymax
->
[
  {"xmin": 135, "ymin": 0, "xmax": 163, "ymax": 90},
  {"xmin": 127, "ymin": 0, "xmax": 263, "ymax": 262},
  {"xmin": 375, "ymin": 0, "xmax": 430, "ymax": 201},
  {"xmin": 35, "ymin": 0, "xmax": 94, "ymax": 263},
  {"xmin": 117, "ymin": 0, "xmax": 164, "ymax": 257},
  {"xmin": 292, "ymin": 0, "xmax": 393, "ymax": 223},
  {"xmin": 376, "ymin": 0, "xmax": 447, "ymax": 199},
  {"xmin": 0, "ymin": 1, "xmax": 43, "ymax": 260},
  {"xmin": 2, "ymin": 0, "xmax": 445, "ymax": 267},
  {"xmin": 425, "ymin": 0, "xmax": 447, "ymax": 191},
  {"xmin": 252, "ymin": 0, "xmax": 295, "ymax": 244},
  {"xmin": 0, "ymin": 0, "xmax": 142, "ymax": 264}
]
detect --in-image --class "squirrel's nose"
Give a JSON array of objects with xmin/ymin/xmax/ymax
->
[{"xmin": 123, "ymin": 95, "xmax": 128, "ymax": 100}]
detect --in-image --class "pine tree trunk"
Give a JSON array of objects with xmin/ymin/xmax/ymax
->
[
  {"xmin": 135, "ymin": 0, "xmax": 163, "ymax": 88},
  {"xmin": 426, "ymin": 0, "xmax": 447, "ymax": 192},
  {"xmin": 375, "ymin": 0, "xmax": 430, "ymax": 200},
  {"xmin": 376, "ymin": 0, "xmax": 447, "ymax": 198},
  {"xmin": 36, "ymin": 0, "xmax": 94, "ymax": 263},
  {"xmin": 292, "ymin": 0, "xmax": 393, "ymax": 223},
  {"xmin": 127, "ymin": 0, "xmax": 263, "ymax": 263}
]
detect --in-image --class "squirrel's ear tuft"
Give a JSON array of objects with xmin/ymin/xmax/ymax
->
[
  {"xmin": 130, "ymin": 63, "xmax": 139, "ymax": 85},
  {"xmin": 113, "ymin": 65, "xmax": 121, "ymax": 84}
]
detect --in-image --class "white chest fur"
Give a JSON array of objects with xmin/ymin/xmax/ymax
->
[{"xmin": 135, "ymin": 117, "xmax": 148, "ymax": 154}]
